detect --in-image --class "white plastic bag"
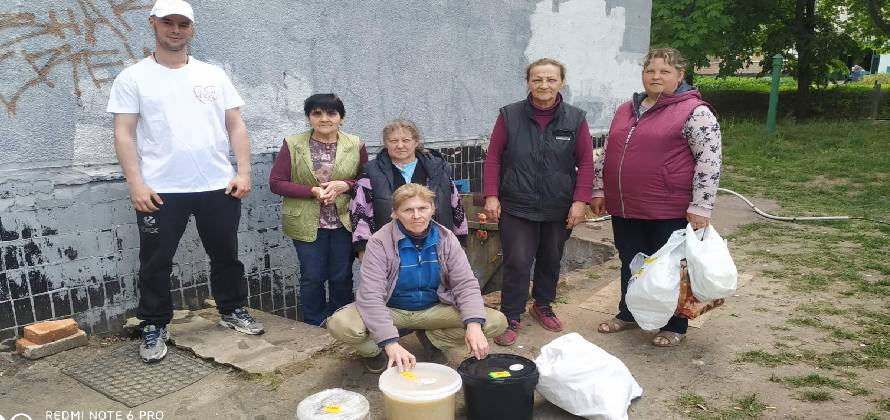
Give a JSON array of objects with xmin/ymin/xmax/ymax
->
[
  {"xmin": 535, "ymin": 333, "xmax": 643, "ymax": 420},
  {"xmin": 625, "ymin": 228, "xmax": 686, "ymax": 331},
  {"xmin": 685, "ymin": 224, "xmax": 738, "ymax": 301}
]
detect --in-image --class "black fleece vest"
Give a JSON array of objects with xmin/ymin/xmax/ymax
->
[
  {"xmin": 364, "ymin": 149, "xmax": 455, "ymax": 231},
  {"xmin": 498, "ymin": 99, "xmax": 586, "ymax": 221}
]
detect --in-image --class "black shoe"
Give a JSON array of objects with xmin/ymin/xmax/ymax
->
[
  {"xmin": 363, "ymin": 351, "xmax": 389, "ymax": 374},
  {"xmin": 416, "ymin": 330, "xmax": 448, "ymax": 365}
]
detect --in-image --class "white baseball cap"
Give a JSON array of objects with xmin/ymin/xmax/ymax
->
[{"xmin": 150, "ymin": 0, "xmax": 195, "ymax": 22}]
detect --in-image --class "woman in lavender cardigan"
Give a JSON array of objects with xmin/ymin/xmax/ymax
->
[
  {"xmin": 349, "ymin": 119, "xmax": 467, "ymax": 262},
  {"xmin": 591, "ymin": 48, "xmax": 722, "ymax": 347}
]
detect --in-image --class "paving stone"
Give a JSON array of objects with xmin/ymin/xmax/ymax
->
[{"xmin": 169, "ymin": 308, "xmax": 333, "ymax": 374}]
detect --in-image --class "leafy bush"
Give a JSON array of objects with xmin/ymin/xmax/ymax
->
[{"xmin": 694, "ymin": 76, "xmax": 889, "ymax": 120}]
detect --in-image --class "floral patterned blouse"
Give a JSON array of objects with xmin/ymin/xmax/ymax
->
[{"xmin": 310, "ymin": 138, "xmax": 342, "ymax": 229}]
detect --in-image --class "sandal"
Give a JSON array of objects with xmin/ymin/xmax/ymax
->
[
  {"xmin": 597, "ymin": 317, "xmax": 638, "ymax": 334},
  {"xmin": 652, "ymin": 331, "xmax": 685, "ymax": 347}
]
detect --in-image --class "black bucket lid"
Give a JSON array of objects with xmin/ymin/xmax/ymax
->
[{"xmin": 457, "ymin": 353, "xmax": 539, "ymax": 385}]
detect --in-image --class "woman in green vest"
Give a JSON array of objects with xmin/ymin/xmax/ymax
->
[{"xmin": 269, "ymin": 94, "xmax": 368, "ymax": 325}]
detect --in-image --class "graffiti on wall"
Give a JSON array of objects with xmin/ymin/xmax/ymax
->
[{"xmin": 0, "ymin": 0, "xmax": 151, "ymax": 115}]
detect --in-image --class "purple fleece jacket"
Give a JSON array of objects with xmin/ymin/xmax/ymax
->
[{"xmin": 356, "ymin": 220, "xmax": 487, "ymax": 346}]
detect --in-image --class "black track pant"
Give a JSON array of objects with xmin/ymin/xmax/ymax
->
[
  {"xmin": 498, "ymin": 211, "xmax": 572, "ymax": 321},
  {"xmin": 136, "ymin": 189, "xmax": 247, "ymax": 326}
]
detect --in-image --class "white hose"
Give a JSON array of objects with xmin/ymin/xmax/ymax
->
[
  {"xmin": 714, "ymin": 187, "xmax": 850, "ymax": 222},
  {"xmin": 584, "ymin": 187, "xmax": 857, "ymax": 223}
]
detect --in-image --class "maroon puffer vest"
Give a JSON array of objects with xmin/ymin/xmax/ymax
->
[{"xmin": 603, "ymin": 89, "xmax": 710, "ymax": 220}]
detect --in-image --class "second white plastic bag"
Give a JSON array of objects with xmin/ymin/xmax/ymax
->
[
  {"xmin": 625, "ymin": 228, "xmax": 686, "ymax": 331},
  {"xmin": 535, "ymin": 333, "xmax": 643, "ymax": 420},
  {"xmin": 685, "ymin": 223, "xmax": 738, "ymax": 301}
]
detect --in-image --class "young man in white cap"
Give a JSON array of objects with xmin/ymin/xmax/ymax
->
[{"xmin": 107, "ymin": 0, "xmax": 264, "ymax": 363}]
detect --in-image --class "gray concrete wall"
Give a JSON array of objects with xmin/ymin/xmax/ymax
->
[{"xmin": 0, "ymin": 0, "xmax": 651, "ymax": 337}]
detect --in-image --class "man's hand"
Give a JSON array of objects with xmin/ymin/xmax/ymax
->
[
  {"xmin": 565, "ymin": 201, "xmax": 587, "ymax": 229},
  {"xmin": 687, "ymin": 212, "xmax": 710, "ymax": 230},
  {"xmin": 484, "ymin": 196, "xmax": 501, "ymax": 223},
  {"xmin": 384, "ymin": 342, "xmax": 416, "ymax": 373},
  {"xmin": 225, "ymin": 172, "xmax": 252, "ymax": 199},
  {"xmin": 357, "ymin": 250, "xmax": 365, "ymax": 263},
  {"xmin": 464, "ymin": 322, "xmax": 489, "ymax": 360},
  {"xmin": 589, "ymin": 197, "xmax": 607, "ymax": 216},
  {"xmin": 129, "ymin": 182, "xmax": 163, "ymax": 213}
]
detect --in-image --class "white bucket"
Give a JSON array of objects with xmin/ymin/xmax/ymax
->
[
  {"xmin": 378, "ymin": 363, "xmax": 462, "ymax": 420},
  {"xmin": 296, "ymin": 388, "xmax": 370, "ymax": 420}
]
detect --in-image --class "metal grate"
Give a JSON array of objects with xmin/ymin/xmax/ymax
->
[{"xmin": 62, "ymin": 342, "xmax": 215, "ymax": 407}]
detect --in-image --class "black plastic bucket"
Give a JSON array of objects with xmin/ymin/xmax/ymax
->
[{"xmin": 457, "ymin": 353, "xmax": 539, "ymax": 420}]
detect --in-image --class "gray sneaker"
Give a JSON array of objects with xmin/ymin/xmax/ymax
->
[
  {"xmin": 140, "ymin": 324, "xmax": 169, "ymax": 363},
  {"xmin": 219, "ymin": 307, "xmax": 265, "ymax": 335}
]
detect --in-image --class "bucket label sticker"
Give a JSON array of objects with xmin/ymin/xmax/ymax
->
[
  {"xmin": 489, "ymin": 371, "xmax": 512, "ymax": 379},
  {"xmin": 323, "ymin": 404, "xmax": 342, "ymax": 414},
  {"xmin": 509, "ymin": 364, "xmax": 524, "ymax": 371},
  {"xmin": 400, "ymin": 372, "xmax": 417, "ymax": 380},
  {"xmin": 420, "ymin": 377, "xmax": 438, "ymax": 385}
]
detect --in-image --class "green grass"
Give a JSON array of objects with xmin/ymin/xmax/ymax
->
[
  {"xmin": 678, "ymin": 391, "xmax": 707, "ymax": 407},
  {"xmin": 722, "ymin": 121, "xmax": 890, "ymax": 219},
  {"xmin": 769, "ymin": 373, "xmax": 870, "ymax": 396},
  {"xmin": 720, "ymin": 120, "xmax": 889, "ymax": 412},
  {"xmin": 676, "ymin": 392, "xmax": 768, "ymax": 420},
  {"xmin": 734, "ymin": 348, "xmax": 886, "ymax": 370},
  {"xmin": 644, "ymin": 119, "xmax": 890, "ymax": 415},
  {"xmin": 799, "ymin": 390, "xmax": 834, "ymax": 401},
  {"xmin": 787, "ymin": 317, "xmax": 858, "ymax": 340},
  {"xmin": 735, "ymin": 350, "xmax": 799, "ymax": 367}
]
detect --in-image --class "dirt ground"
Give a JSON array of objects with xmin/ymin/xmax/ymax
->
[{"xmin": 1, "ymin": 195, "xmax": 887, "ymax": 419}]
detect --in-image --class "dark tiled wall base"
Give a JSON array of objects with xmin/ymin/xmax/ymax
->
[{"xmin": 0, "ymin": 153, "xmax": 301, "ymax": 338}]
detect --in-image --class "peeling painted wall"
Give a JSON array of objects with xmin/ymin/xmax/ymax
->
[{"xmin": 0, "ymin": 0, "xmax": 651, "ymax": 337}]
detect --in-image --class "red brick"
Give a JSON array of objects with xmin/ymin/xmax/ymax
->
[{"xmin": 23, "ymin": 319, "xmax": 80, "ymax": 345}]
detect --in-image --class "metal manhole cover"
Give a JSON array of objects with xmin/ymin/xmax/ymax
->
[{"xmin": 62, "ymin": 342, "xmax": 216, "ymax": 407}]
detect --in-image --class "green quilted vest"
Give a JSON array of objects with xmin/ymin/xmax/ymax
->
[{"xmin": 281, "ymin": 130, "xmax": 361, "ymax": 242}]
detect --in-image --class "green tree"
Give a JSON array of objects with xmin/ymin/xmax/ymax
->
[
  {"xmin": 651, "ymin": 0, "xmax": 887, "ymax": 118},
  {"xmin": 864, "ymin": 0, "xmax": 890, "ymax": 37}
]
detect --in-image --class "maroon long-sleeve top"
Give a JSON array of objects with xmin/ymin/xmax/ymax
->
[
  {"xmin": 268, "ymin": 139, "xmax": 368, "ymax": 198},
  {"xmin": 482, "ymin": 96, "xmax": 594, "ymax": 203}
]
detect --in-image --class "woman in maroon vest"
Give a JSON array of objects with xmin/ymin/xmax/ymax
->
[{"xmin": 591, "ymin": 48, "xmax": 722, "ymax": 347}]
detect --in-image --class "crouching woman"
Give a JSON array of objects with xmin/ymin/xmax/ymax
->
[{"xmin": 327, "ymin": 183, "xmax": 507, "ymax": 373}]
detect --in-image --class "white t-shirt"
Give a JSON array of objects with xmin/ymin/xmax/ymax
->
[{"xmin": 107, "ymin": 57, "xmax": 245, "ymax": 193}]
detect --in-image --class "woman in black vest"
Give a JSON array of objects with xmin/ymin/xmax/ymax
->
[
  {"xmin": 349, "ymin": 119, "xmax": 468, "ymax": 260},
  {"xmin": 482, "ymin": 58, "xmax": 595, "ymax": 346}
]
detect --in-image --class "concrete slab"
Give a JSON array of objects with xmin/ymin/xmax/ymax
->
[
  {"xmin": 168, "ymin": 309, "xmax": 333, "ymax": 374},
  {"xmin": 19, "ymin": 330, "xmax": 88, "ymax": 359}
]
